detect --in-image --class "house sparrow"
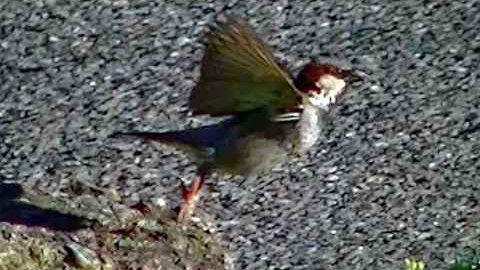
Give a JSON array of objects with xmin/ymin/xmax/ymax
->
[{"xmin": 117, "ymin": 17, "xmax": 353, "ymax": 222}]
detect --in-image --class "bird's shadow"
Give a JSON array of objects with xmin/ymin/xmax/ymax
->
[{"xmin": 0, "ymin": 182, "xmax": 93, "ymax": 232}]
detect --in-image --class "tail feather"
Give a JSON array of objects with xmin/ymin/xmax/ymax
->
[
  {"xmin": 113, "ymin": 120, "xmax": 236, "ymax": 148},
  {"xmin": 115, "ymin": 131, "xmax": 212, "ymax": 161},
  {"xmin": 114, "ymin": 118, "xmax": 239, "ymax": 153}
]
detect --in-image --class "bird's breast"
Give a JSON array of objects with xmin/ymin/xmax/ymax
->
[{"xmin": 297, "ymin": 103, "xmax": 321, "ymax": 154}]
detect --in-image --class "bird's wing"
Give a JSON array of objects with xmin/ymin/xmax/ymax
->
[{"xmin": 189, "ymin": 17, "xmax": 302, "ymax": 116}]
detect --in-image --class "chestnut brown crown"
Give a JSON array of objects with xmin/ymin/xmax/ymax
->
[
  {"xmin": 293, "ymin": 62, "xmax": 352, "ymax": 110},
  {"xmin": 294, "ymin": 62, "xmax": 352, "ymax": 93}
]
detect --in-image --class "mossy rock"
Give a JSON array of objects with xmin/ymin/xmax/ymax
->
[{"xmin": 0, "ymin": 183, "xmax": 229, "ymax": 270}]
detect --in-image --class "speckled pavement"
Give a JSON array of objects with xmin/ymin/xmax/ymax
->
[{"xmin": 1, "ymin": 1, "xmax": 479, "ymax": 269}]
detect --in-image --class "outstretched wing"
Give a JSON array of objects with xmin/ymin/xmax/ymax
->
[{"xmin": 189, "ymin": 17, "xmax": 301, "ymax": 116}]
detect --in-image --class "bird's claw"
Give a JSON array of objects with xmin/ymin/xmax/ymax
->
[{"xmin": 177, "ymin": 175, "xmax": 205, "ymax": 223}]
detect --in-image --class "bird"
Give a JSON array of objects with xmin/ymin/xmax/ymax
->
[{"xmin": 116, "ymin": 17, "xmax": 354, "ymax": 222}]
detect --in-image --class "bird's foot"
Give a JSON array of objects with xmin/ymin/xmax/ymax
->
[{"xmin": 177, "ymin": 174, "xmax": 205, "ymax": 223}]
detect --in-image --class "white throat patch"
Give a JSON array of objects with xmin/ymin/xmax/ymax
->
[{"xmin": 309, "ymin": 74, "xmax": 346, "ymax": 110}]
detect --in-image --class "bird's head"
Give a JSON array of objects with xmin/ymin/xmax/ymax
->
[{"xmin": 294, "ymin": 62, "xmax": 352, "ymax": 110}]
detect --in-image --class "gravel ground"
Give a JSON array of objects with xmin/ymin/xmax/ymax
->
[{"xmin": 1, "ymin": 0, "xmax": 480, "ymax": 269}]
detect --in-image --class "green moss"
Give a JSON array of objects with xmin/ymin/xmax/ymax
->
[
  {"xmin": 449, "ymin": 251, "xmax": 480, "ymax": 270},
  {"xmin": 0, "ymin": 185, "xmax": 228, "ymax": 270},
  {"xmin": 0, "ymin": 237, "xmax": 64, "ymax": 270}
]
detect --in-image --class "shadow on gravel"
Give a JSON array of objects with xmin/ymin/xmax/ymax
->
[
  {"xmin": 0, "ymin": 182, "xmax": 93, "ymax": 231},
  {"xmin": 0, "ymin": 182, "xmax": 228, "ymax": 269}
]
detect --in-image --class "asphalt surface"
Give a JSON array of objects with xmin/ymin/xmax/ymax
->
[{"xmin": 1, "ymin": 1, "xmax": 480, "ymax": 269}]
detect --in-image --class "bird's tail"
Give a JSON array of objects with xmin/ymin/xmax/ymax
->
[
  {"xmin": 114, "ymin": 118, "xmax": 238, "ymax": 149},
  {"xmin": 114, "ymin": 130, "xmax": 212, "ymax": 161}
]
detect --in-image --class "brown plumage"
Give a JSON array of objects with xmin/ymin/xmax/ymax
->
[{"xmin": 117, "ymin": 17, "xmax": 355, "ymax": 222}]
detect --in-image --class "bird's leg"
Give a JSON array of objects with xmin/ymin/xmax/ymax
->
[{"xmin": 177, "ymin": 173, "xmax": 206, "ymax": 222}]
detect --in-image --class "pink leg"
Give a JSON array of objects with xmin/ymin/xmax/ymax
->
[{"xmin": 177, "ymin": 174, "xmax": 205, "ymax": 222}]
